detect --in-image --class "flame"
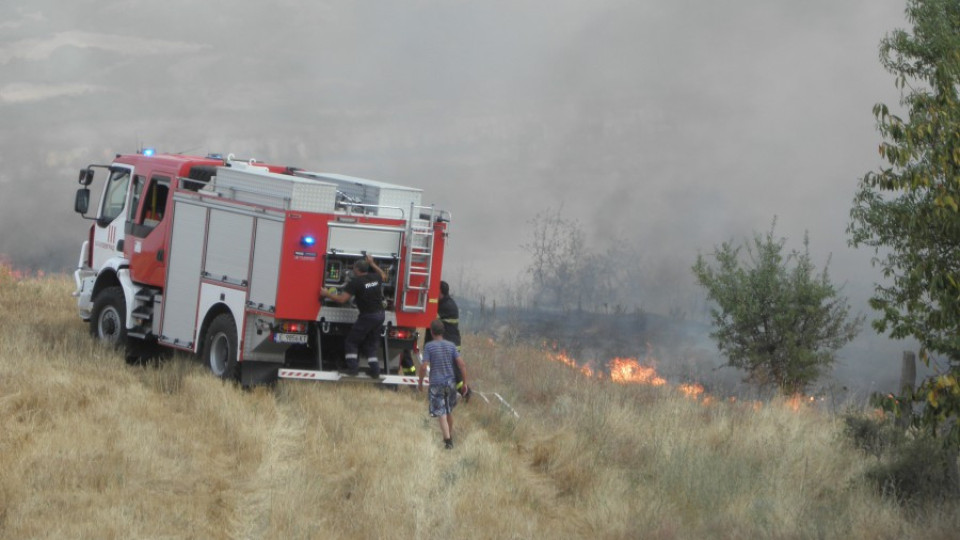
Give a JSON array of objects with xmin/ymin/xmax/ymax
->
[
  {"xmin": 609, "ymin": 357, "xmax": 666, "ymax": 386},
  {"xmin": 0, "ymin": 256, "xmax": 25, "ymax": 282},
  {"xmin": 578, "ymin": 359, "xmax": 597, "ymax": 378},
  {"xmin": 0, "ymin": 255, "xmax": 44, "ymax": 282},
  {"xmin": 544, "ymin": 348, "xmax": 823, "ymax": 413},
  {"xmin": 548, "ymin": 350, "xmax": 577, "ymax": 369},
  {"xmin": 784, "ymin": 393, "xmax": 821, "ymax": 412},
  {"xmin": 547, "ymin": 350, "xmax": 595, "ymax": 377},
  {"xmin": 542, "ymin": 348, "xmax": 735, "ymax": 406},
  {"xmin": 678, "ymin": 382, "xmax": 705, "ymax": 398},
  {"xmin": 546, "ymin": 349, "xmax": 700, "ymax": 394}
]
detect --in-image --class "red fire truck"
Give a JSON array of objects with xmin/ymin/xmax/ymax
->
[{"xmin": 72, "ymin": 150, "xmax": 448, "ymax": 386}]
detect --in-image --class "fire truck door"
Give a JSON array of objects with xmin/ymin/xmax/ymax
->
[
  {"xmin": 91, "ymin": 166, "xmax": 133, "ymax": 270},
  {"xmin": 127, "ymin": 176, "xmax": 171, "ymax": 287}
]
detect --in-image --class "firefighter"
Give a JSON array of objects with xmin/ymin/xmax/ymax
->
[
  {"xmin": 320, "ymin": 254, "xmax": 387, "ymax": 378},
  {"xmin": 424, "ymin": 281, "xmax": 470, "ymax": 401}
]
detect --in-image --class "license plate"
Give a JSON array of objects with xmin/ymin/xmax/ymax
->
[{"xmin": 275, "ymin": 333, "xmax": 308, "ymax": 344}]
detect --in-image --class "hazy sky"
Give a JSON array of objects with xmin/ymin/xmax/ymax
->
[{"xmin": 0, "ymin": 1, "xmax": 921, "ymax": 388}]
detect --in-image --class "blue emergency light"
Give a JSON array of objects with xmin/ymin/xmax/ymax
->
[
  {"xmin": 142, "ymin": 148, "xmax": 155, "ymax": 156},
  {"xmin": 300, "ymin": 235, "xmax": 316, "ymax": 247}
]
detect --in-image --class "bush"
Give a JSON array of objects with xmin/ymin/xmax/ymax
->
[
  {"xmin": 843, "ymin": 412, "xmax": 905, "ymax": 459},
  {"xmin": 844, "ymin": 411, "xmax": 960, "ymax": 505},
  {"xmin": 866, "ymin": 434, "xmax": 960, "ymax": 506}
]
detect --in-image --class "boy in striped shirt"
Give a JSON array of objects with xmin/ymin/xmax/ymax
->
[{"xmin": 418, "ymin": 319, "xmax": 468, "ymax": 449}]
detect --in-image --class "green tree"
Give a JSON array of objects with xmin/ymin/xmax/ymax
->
[
  {"xmin": 847, "ymin": 0, "xmax": 960, "ymax": 445},
  {"xmin": 693, "ymin": 223, "xmax": 862, "ymax": 394}
]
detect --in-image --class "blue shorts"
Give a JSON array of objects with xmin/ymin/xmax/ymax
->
[{"xmin": 428, "ymin": 381, "xmax": 458, "ymax": 417}]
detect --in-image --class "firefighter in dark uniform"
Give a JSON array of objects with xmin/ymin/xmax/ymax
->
[
  {"xmin": 320, "ymin": 254, "xmax": 386, "ymax": 378},
  {"xmin": 421, "ymin": 280, "xmax": 470, "ymax": 400}
]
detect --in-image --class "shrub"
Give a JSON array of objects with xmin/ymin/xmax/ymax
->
[
  {"xmin": 865, "ymin": 434, "xmax": 960, "ymax": 506},
  {"xmin": 843, "ymin": 412, "xmax": 906, "ymax": 459}
]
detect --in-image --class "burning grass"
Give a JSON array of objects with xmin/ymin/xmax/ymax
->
[
  {"xmin": 545, "ymin": 345, "xmax": 830, "ymax": 413},
  {"xmin": 1, "ymin": 270, "xmax": 958, "ymax": 538}
]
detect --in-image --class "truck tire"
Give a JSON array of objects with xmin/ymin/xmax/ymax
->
[
  {"xmin": 202, "ymin": 313, "xmax": 239, "ymax": 381},
  {"xmin": 91, "ymin": 286, "xmax": 127, "ymax": 346}
]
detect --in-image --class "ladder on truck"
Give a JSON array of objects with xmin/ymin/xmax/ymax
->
[{"xmin": 401, "ymin": 204, "xmax": 438, "ymax": 312}]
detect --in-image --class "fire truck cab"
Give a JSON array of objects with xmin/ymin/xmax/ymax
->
[{"xmin": 72, "ymin": 150, "xmax": 448, "ymax": 386}]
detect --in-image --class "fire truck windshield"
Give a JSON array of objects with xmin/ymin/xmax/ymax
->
[{"xmin": 100, "ymin": 168, "xmax": 131, "ymax": 224}]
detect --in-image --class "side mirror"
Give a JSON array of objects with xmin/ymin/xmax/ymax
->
[
  {"xmin": 78, "ymin": 168, "xmax": 94, "ymax": 186},
  {"xmin": 74, "ymin": 188, "xmax": 90, "ymax": 215}
]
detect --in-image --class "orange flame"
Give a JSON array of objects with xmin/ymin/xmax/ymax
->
[
  {"xmin": 546, "ymin": 350, "xmax": 595, "ymax": 377},
  {"xmin": 784, "ymin": 394, "xmax": 820, "ymax": 412},
  {"xmin": 678, "ymin": 382, "xmax": 705, "ymax": 398},
  {"xmin": 609, "ymin": 357, "xmax": 666, "ymax": 386},
  {"xmin": 544, "ymin": 348, "xmax": 719, "ymax": 404},
  {"xmin": 0, "ymin": 255, "xmax": 44, "ymax": 282},
  {"xmin": 0, "ymin": 258, "xmax": 25, "ymax": 282},
  {"xmin": 548, "ymin": 350, "xmax": 577, "ymax": 369}
]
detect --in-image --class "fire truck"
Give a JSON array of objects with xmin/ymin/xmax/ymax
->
[{"xmin": 71, "ymin": 150, "xmax": 448, "ymax": 386}]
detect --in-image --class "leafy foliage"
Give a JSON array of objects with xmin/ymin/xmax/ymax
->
[
  {"xmin": 847, "ymin": 0, "xmax": 960, "ymax": 447},
  {"xmin": 913, "ymin": 373, "xmax": 960, "ymax": 447},
  {"xmin": 693, "ymin": 221, "xmax": 862, "ymax": 394}
]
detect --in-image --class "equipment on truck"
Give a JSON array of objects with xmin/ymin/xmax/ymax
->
[{"xmin": 71, "ymin": 150, "xmax": 449, "ymax": 386}]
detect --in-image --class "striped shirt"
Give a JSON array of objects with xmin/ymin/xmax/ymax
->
[{"xmin": 421, "ymin": 339, "xmax": 459, "ymax": 386}]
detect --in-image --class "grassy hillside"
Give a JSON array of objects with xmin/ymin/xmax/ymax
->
[{"xmin": 1, "ymin": 268, "xmax": 958, "ymax": 539}]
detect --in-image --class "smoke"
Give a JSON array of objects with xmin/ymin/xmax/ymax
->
[{"xmin": 0, "ymin": 0, "xmax": 919, "ymax": 390}]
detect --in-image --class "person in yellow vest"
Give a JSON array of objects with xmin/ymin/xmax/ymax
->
[{"xmin": 423, "ymin": 281, "xmax": 470, "ymax": 401}]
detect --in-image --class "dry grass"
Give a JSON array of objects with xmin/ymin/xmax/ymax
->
[{"xmin": 1, "ymin": 269, "xmax": 958, "ymax": 539}]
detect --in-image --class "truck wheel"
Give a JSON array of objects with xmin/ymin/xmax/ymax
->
[
  {"xmin": 202, "ymin": 313, "xmax": 239, "ymax": 381},
  {"xmin": 91, "ymin": 286, "xmax": 127, "ymax": 346}
]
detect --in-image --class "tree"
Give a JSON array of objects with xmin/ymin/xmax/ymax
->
[
  {"xmin": 522, "ymin": 207, "xmax": 648, "ymax": 312},
  {"xmin": 847, "ymin": 0, "xmax": 960, "ymax": 445},
  {"xmin": 523, "ymin": 207, "xmax": 585, "ymax": 310},
  {"xmin": 693, "ymin": 222, "xmax": 862, "ymax": 394}
]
